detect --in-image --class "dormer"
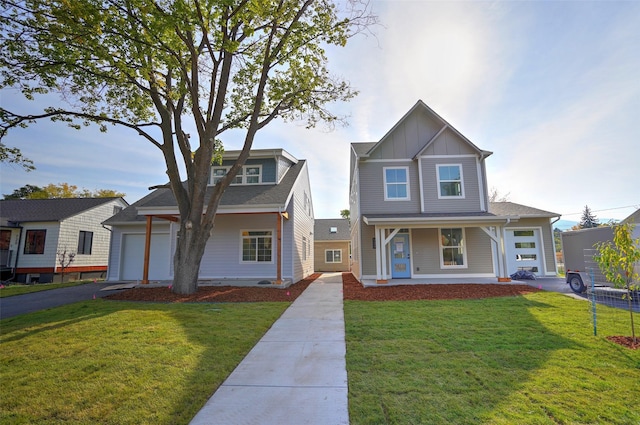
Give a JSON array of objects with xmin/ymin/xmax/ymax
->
[{"xmin": 208, "ymin": 148, "xmax": 298, "ymax": 186}]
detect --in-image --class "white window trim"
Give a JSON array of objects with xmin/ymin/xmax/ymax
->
[
  {"xmin": 383, "ymin": 166, "xmax": 410, "ymax": 201},
  {"xmin": 436, "ymin": 164, "xmax": 465, "ymax": 199},
  {"xmin": 325, "ymin": 249, "xmax": 342, "ymax": 263},
  {"xmin": 211, "ymin": 164, "xmax": 263, "ymax": 185},
  {"xmin": 439, "ymin": 227, "xmax": 468, "ymax": 269},
  {"xmin": 240, "ymin": 229, "xmax": 274, "ymax": 264}
]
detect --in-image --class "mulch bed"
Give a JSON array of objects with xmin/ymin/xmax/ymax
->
[
  {"xmin": 103, "ymin": 273, "xmax": 320, "ymax": 303},
  {"xmin": 342, "ymin": 272, "xmax": 541, "ymax": 301}
]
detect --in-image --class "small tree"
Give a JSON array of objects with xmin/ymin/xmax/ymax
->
[
  {"xmin": 594, "ymin": 222, "xmax": 640, "ymax": 344},
  {"xmin": 340, "ymin": 209, "xmax": 350, "ymax": 220},
  {"xmin": 579, "ymin": 205, "xmax": 599, "ymax": 228},
  {"xmin": 57, "ymin": 248, "xmax": 76, "ymax": 283}
]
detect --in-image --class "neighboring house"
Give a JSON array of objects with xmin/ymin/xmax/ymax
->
[
  {"xmin": 349, "ymin": 100, "xmax": 560, "ymax": 283},
  {"xmin": 0, "ymin": 197, "xmax": 128, "ymax": 283},
  {"xmin": 104, "ymin": 149, "xmax": 314, "ymax": 284},
  {"xmin": 314, "ymin": 218, "xmax": 350, "ymax": 272}
]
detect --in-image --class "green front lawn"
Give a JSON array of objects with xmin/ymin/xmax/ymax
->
[
  {"xmin": 0, "ymin": 280, "xmax": 97, "ymax": 297},
  {"xmin": 345, "ymin": 292, "xmax": 640, "ymax": 424},
  {"xmin": 0, "ymin": 300, "xmax": 288, "ymax": 424}
]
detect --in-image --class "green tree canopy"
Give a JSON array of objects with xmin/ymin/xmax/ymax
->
[
  {"xmin": 340, "ymin": 209, "xmax": 350, "ymax": 220},
  {"xmin": 0, "ymin": 0, "xmax": 375, "ymax": 294}
]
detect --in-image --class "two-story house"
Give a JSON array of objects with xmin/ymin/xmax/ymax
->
[
  {"xmin": 104, "ymin": 148, "xmax": 314, "ymax": 284},
  {"xmin": 349, "ymin": 100, "xmax": 559, "ymax": 283},
  {"xmin": 0, "ymin": 197, "xmax": 128, "ymax": 283}
]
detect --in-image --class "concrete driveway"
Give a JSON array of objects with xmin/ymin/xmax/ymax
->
[
  {"xmin": 518, "ymin": 277, "xmax": 572, "ymax": 294},
  {"xmin": 0, "ymin": 281, "xmax": 123, "ymax": 320}
]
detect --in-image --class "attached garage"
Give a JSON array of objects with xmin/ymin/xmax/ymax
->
[
  {"xmin": 120, "ymin": 233, "xmax": 171, "ymax": 281},
  {"xmin": 505, "ymin": 228, "xmax": 544, "ymax": 275}
]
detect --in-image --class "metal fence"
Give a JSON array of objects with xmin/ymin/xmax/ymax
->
[{"xmin": 583, "ymin": 249, "xmax": 639, "ymax": 338}]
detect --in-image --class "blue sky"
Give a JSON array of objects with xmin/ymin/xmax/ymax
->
[{"xmin": 1, "ymin": 0, "xmax": 639, "ymax": 222}]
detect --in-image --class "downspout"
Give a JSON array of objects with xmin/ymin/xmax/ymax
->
[{"xmin": 8, "ymin": 225, "xmax": 23, "ymax": 282}]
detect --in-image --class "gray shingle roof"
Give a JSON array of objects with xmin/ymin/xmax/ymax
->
[
  {"xmin": 104, "ymin": 160, "xmax": 306, "ymax": 224},
  {"xmin": 0, "ymin": 197, "xmax": 124, "ymax": 223},
  {"xmin": 314, "ymin": 218, "xmax": 350, "ymax": 241},
  {"xmin": 488, "ymin": 202, "xmax": 559, "ymax": 218},
  {"xmin": 351, "ymin": 142, "xmax": 376, "ymax": 157}
]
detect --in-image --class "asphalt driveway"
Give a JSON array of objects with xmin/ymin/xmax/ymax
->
[{"xmin": 0, "ymin": 281, "xmax": 123, "ymax": 320}]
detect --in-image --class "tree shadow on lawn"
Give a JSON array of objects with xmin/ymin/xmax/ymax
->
[
  {"xmin": 345, "ymin": 295, "xmax": 606, "ymax": 424},
  {"xmin": 0, "ymin": 299, "xmax": 288, "ymax": 424}
]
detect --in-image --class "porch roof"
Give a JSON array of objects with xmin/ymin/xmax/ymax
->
[{"xmin": 362, "ymin": 212, "xmax": 518, "ymax": 227}]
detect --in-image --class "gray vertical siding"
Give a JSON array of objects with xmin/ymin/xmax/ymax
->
[
  {"xmin": 420, "ymin": 156, "xmax": 482, "ymax": 213},
  {"xmin": 419, "ymin": 128, "xmax": 477, "ymax": 156},
  {"xmin": 367, "ymin": 108, "xmax": 444, "ymax": 160}
]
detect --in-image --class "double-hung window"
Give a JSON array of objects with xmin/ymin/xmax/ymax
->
[
  {"xmin": 212, "ymin": 165, "xmax": 262, "ymax": 185},
  {"xmin": 384, "ymin": 167, "xmax": 409, "ymax": 200},
  {"xmin": 24, "ymin": 230, "xmax": 46, "ymax": 254},
  {"xmin": 437, "ymin": 164, "xmax": 464, "ymax": 198},
  {"xmin": 325, "ymin": 249, "xmax": 342, "ymax": 263},
  {"xmin": 241, "ymin": 230, "xmax": 273, "ymax": 262},
  {"xmin": 77, "ymin": 231, "xmax": 93, "ymax": 255},
  {"xmin": 440, "ymin": 228, "xmax": 466, "ymax": 268}
]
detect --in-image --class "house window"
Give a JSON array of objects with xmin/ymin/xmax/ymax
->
[
  {"xmin": 384, "ymin": 167, "xmax": 409, "ymax": 200},
  {"xmin": 77, "ymin": 231, "xmax": 93, "ymax": 255},
  {"xmin": 0, "ymin": 230, "xmax": 10, "ymax": 250},
  {"xmin": 437, "ymin": 164, "xmax": 464, "ymax": 198},
  {"xmin": 514, "ymin": 230, "xmax": 534, "ymax": 237},
  {"xmin": 212, "ymin": 165, "xmax": 262, "ymax": 185},
  {"xmin": 440, "ymin": 228, "xmax": 466, "ymax": 268},
  {"xmin": 241, "ymin": 230, "xmax": 272, "ymax": 262},
  {"xmin": 24, "ymin": 230, "xmax": 46, "ymax": 254},
  {"xmin": 330, "ymin": 227, "xmax": 337, "ymax": 233},
  {"xmin": 326, "ymin": 249, "xmax": 342, "ymax": 263}
]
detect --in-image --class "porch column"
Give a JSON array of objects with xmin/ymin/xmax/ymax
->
[
  {"xmin": 480, "ymin": 225, "xmax": 510, "ymax": 282},
  {"xmin": 376, "ymin": 227, "xmax": 387, "ymax": 283},
  {"xmin": 142, "ymin": 215, "xmax": 152, "ymax": 284},
  {"xmin": 498, "ymin": 225, "xmax": 510, "ymax": 281}
]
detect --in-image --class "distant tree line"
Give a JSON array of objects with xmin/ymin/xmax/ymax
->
[{"xmin": 3, "ymin": 183, "xmax": 125, "ymax": 199}]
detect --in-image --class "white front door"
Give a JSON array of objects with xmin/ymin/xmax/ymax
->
[{"xmin": 505, "ymin": 229, "xmax": 543, "ymax": 275}]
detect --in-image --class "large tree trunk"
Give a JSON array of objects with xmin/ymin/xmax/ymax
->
[{"xmin": 172, "ymin": 219, "xmax": 212, "ymax": 295}]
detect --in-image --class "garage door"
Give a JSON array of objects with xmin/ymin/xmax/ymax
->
[
  {"xmin": 505, "ymin": 229, "xmax": 543, "ymax": 275},
  {"xmin": 120, "ymin": 233, "xmax": 171, "ymax": 280}
]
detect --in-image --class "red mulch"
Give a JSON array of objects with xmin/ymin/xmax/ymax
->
[
  {"xmin": 103, "ymin": 273, "xmax": 320, "ymax": 303},
  {"xmin": 342, "ymin": 272, "xmax": 541, "ymax": 301},
  {"xmin": 606, "ymin": 336, "xmax": 639, "ymax": 350}
]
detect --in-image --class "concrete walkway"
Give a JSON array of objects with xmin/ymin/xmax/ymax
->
[{"xmin": 189, "ymin": 272, "xmax": 348, "ymax": 425}]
